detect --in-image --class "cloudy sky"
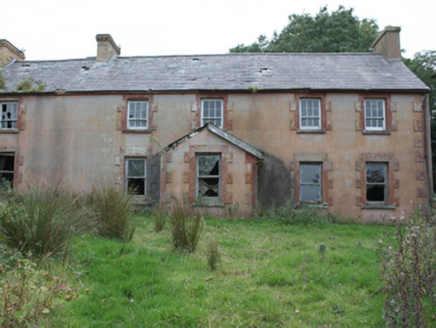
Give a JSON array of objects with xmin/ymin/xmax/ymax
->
[{"xmin": 2, "ymin": 0, "xmax": 435, "ymax": 60}]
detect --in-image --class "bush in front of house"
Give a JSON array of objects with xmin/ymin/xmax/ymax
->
[
  {"xmin": 87, "ymin": 184, "xmax": 135, "ymax": 242},
  {"xmin": 169, "ymin": 203, "xmax": 204, "ymax": 253},
  {"xmin": 0, "ymin": 187, "xmax": 90, "ymax": 259}
]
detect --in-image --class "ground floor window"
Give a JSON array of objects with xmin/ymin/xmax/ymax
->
[
  {"xmin": 366, "ymin": 162, "xmax": 387, "ymax": 203},
  {"xmin": 0, "ymin": 153, "xmax": 14, "ymax": 187},
  {"xmin": 300, "ymin": 163, "xmax": 322, "ymax": 202},
  {"xmin": 197, "ymin": 154, "xmax": 220, "ymax": 199},
  {"xmin": 126, "ymin": 158, "xmax": 146, "ymax": 195}
]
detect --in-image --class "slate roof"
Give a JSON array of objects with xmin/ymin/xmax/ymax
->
[
  {"xmin": 160, "ymin": 123, "xmax": 264, "ymax": 160},
  {"xmin": 0, "ymin": 53, "xmax": 429, "ymax": 93}
]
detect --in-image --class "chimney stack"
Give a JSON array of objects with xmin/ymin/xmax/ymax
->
[
  {"xmin": 96, "ymin": 34, "xmax": 120, "ymax": 63},
  {"xmin": 372, "ymin": 26, "xmax": 401, "ymax": 60},
  {"xmin": 0, "ymin": 39, "xmax": 25, "ymax": 63}
]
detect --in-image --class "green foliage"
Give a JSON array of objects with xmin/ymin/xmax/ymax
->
[
  {"xmin": 378, "ymin": 210, "xmax": 435, "ymax": 326},
  {"xmin": 169, "ymin": 203, "xmax": 204, "ymax": 253},
  {"xmin": 152, "ymin": 206, "xmax": 167, "ymax": 233},
  {"xmin": 206, "ymin": 240, "xmax": 220, "ymax": 271},
  {"xmin": 0, "ymin": 258, "xmax": 66, "ymax": 327},
  {"xmin": 0, "ymin": 188, "xmax": 90, "ymax": 259},
  {"xmin": 319, "ymin": 242, "xmax": 328, "ymax": 261},
  {"xmin": 14, "ymin": 77, "xmax": 45, "ymax": 93},
  {"xmin": 87, "ymin": 184, "xmax": 135, "ymax": 242},
  {"xmin": 0, "ymin": 71, "xmax": 5, "ymax": 89},
  {"xmin": 255, "ymin": 201, "xmax": 337, "ymax": 225},
  {"xmin": 230, "ymin": 6, "xmax": 379, "ymax": 53}
]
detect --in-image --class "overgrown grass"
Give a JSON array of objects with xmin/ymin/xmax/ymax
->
[
  {"xmin": 169, "ymin": 203, "xmax": 204, "ymax": 253},
  {"xmin": 48, "ymin": 218, "xmax": 411, "ymax": 327}
]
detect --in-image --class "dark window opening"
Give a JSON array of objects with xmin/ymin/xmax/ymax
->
[
  {"xmin": 366, "ymin": 163, "xmax": 387, "ymax": 202},
  {"xmin": 197, "ymin": 155, "xmax": 220, "ymax": 198},
  {"xmin": 126, "ymin": 158, "xmax": 146, "ymax": 196},
  {"xmin": 1, "ymin": 103, "xmax": 18, "ymax": 129},
  {"xmin": 0, "ymin": 154, "xmax": 15, "ymax": 188}
]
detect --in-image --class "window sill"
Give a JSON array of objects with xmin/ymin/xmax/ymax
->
[
  {"xmin": 361, "ymin": 204, "xmax": 396, "ymax": 210},
  {"xmin": 0, "ymin": 129, "xmax": 19, "ymax": 134},
  {"xmin": 297, "ymin": 202, "xmax": 329, "ymax": 209},
  {"xmin": 297, "ymin": 129, "xmax": 325, "ymax": 134},
  {"xmin": 362, "ymin": 130, "xmax": 391, "ymax": 135},
  {"xmin": 192, "ymin": 200, "xmax": 224, "ymax": 208},
  {"xmin": 122, "ymin": 128, "xmax": 156, "ymax": 134}
]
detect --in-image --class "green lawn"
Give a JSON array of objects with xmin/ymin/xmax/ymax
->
[{"xmin": 52, "ymin": 218, "xmax": 392, "ymax": 327}]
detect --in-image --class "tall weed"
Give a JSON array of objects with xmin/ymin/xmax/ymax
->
[
  {"xmin": 87, "ymin": 184, "xmax": 135, "ymax": 242},
  {"xmin": 378, "ymin": 210, "xmax": 435, "ymax": 327},
  {"xmin": 169, "ymin": 203, "xmax": 204, "ymax": 253}
]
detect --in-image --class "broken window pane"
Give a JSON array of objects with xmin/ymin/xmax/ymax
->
[
  {"xmin": 197, "ymin": 155, "xmax": 220, "ymax": 198},
  {"xmin": 366, "ymin": 163, "xmax": 387, "ymax": 202},
  {"xmin": 300, "ymin": 163, "xmax": 322, "ymax": 202},
  {"xmin": 0, "ymin": 154, "xmax": 15, "ymax": 187},
  {"xmin": 126, "ymin": 158, "xmax": 146, "ymax": 195},
  {"xmin": 1, "ymin": 103, "xmax": 18, "ymax": 129}
]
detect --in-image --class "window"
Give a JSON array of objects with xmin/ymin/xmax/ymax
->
[
  {"xmin": 300, "ymin": 99, "xmax": 321, "ymax": 130},
  {"xmin": 127, "ymin": 101, "xmax": 148, "ymax": 129},
  {"xmin": 197, "ymin": 154, "xmax": 220, "ymax": 199},
  {"xmin": 126, "ymin": 158, "xmax": 146, "ymax": 195},
  {"xmin": 1, "ymin": 102, "xmax": 18, "ymax": 129},
  {"xmin": 364, "ymin": 99, "xmax": 385, "ymax": 131},
  {"xmin": 300, "ymin": 163, "xmax": 322, "ymax": 202},
  {"xmin": 201, "ymin": 99, "xmax": 223, "ymax": 128},
  {"xmin": 0, "ymin": 153, "xmax": 14, "ymax": 187},
  {"xmin": 366, "ymin": 163, "xmax": 387, "ymax": 203}
]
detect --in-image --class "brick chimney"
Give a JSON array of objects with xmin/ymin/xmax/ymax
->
[
  {"xmin": 372, "ymin": 26, "xmax": 401, "ymax": 60},
  {"xmin": 0, "ymin": 39, "xmax": 25, "ymax": 63},
  {"xmin": 96, "ymin": 34, "xmax": 120, "ymax": 62}
]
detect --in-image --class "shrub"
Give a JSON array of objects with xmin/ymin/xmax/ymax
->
[
  {"xmin": 88, "ymin": 184, "xmax": 135, "ymax": 242},
  {"xmin": 0, "ymin": 188, "xmax": 89, "ymax": 259},
  {"xmin": 206, "ymin": 240, "xmax": 220, "ymax": 271},
  {"xmin": 0, "ymin": 258, "xmax": 64, "ymax": 327},
  {"xmin": 378, "ymin": 210, "xmax": 435, "ymax": 327},
  {"xmin": 152, "ymin": 206, "xmax": 168, "ymax": 233},
  {"xmin": 256, "ymin": 201, "xmax": 337, "ymax": 225},
  {"xmin": 169, "ymin": 203, "xmax": 204, "ymax": 253}
]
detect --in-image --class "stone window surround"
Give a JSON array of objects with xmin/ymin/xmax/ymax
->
[
  {"xmin": 291, "ymin": 153, "xmax": 333, "ymax": 206},
  {"xmin": 120, "ymin": 94, "xmax": 155, "ymax": 133},
  {"xmin": 292, "ymin": 93, "xmax": 330, "ymax": 133},
  {"xmin": 357, "ymin": 94, "xmax": 395, "ymax": 135}
]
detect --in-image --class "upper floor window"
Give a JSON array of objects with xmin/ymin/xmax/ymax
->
[
  {"xmin": 365, "ymin": 99, "xmax": 385, "ymax": 131},
  {"xmin": 201, "ymin": 99, "xmax": 223, "ymax": 128},
  {"xmin": 126, "ymin": 158, "xmax": 146, "ymax": 196},
  {"xmin": 128, "ymin": 101, "xmax": 148, "ymax": 129},
  {"xmin": 300, "ymin": 98, "xmax": 321, "ymax": 130},
  {"xmin": 1, "ymin": 102, "xmax": 18, "ymax": 129}
]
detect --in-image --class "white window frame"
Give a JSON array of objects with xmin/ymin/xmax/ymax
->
[
  {"xmin": 366, "ymin": 162, "xmax": 388, "ymax": 204},
  {"xmin": 125, "ymin": 158, "xmax": 146, "ymax": 196},
  {"xmin": 364, "ymin": 99, "xmax": 386, "ymax": 131},
  {"xmin": 300, "ymin": 163, "xmax": 322, "ymax": 203},
  {"xmin": 196, "ymin": 154, "xmax": 221, "ymax": 200},
  {"xmin": 299, "ymin": 98, "xmax": 321, "ymax": 130},
  {"xmin": 127, "ymin": 100, "xmax": 149, "ymax": 130},
  {"xmin": 201, "ymin": 99, "xmax": 223, "ymax": 128},
  {"xmin": 0, "ymin": 102, "xmax": 18, "ymax": 129}
]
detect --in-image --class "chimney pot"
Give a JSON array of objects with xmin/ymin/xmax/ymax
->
[
  {"xmin": 372, "ymin": 26, "xmax": 401, "ymax": 60},
  {"xmin": 96, "ymin": 34, "xmax": 120, "ymax": 63}
]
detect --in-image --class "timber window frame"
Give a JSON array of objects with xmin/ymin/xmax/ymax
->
[
  {"xmin": 364, "ymin": 99, "xmax": 386, "ymax": 131},
  {"xmin": 125, "ymin": 157, "xmax": 146, "ymax": 196},
  {"xmin": 366, "ymin": 162, "xmax": 388, "ymax": 204},
  {"xmin": 127, "ymin": 100, "xmax": 149, "ymax": 130},
  {"xmin": 201, "ymin": 99, "xmax": 223, "ymax": 128},
  {"xmin": 299, "ymin": 98, "xmax": 321, "ymax": 131},
  {"xmin": 299, "ymin": 163, "xmax": 322, "ymax": 203},
  {"xmin": 196, "ymin": 154, "xmax": 221, "ymax": 201},
  {"xmin": 0, "ymin": 102, "xmax": 18, "ymax": 130},
  {"xmin": 0, "ymin": 153, "xmax": 15, "ymax": 188}
]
